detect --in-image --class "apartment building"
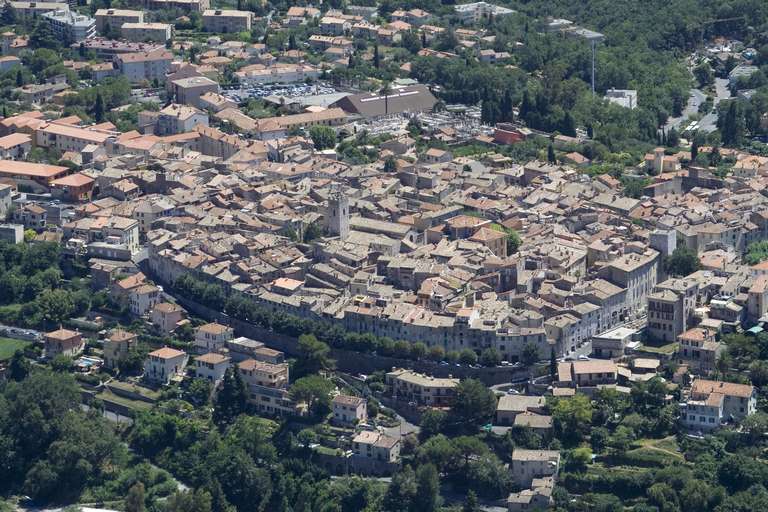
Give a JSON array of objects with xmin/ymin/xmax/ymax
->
[
  {"xmin": 42, "ymin": 9, "xmax": 96, "ymax": 43},
  {"xmin": 114, "ymin": 49, "xmax": 173, "ymax": 83},
  {"xmin": 144, "ymin": 347, "xmax": 189, "ymax": 385},
  {"xmin": 235, "ymin": 63, "xmax": 321, "ymax": 85},
  {"xmin": 145, "ymin": 0, "xmax": 210, "ymax": 12},
  {"xmin": 238, "ymin": 358, "xmax": 297, "ymax": 416},
  {"xmin": 385, "ymin": 368, "xmax": 459, "ymax": 407},
  {"xmin": 193, "ymin": 322, "xmax": 234, "ymax": 354},
  {"xmin": 95, "ymin": 8, "xmax": 143, "ymax": 33},
  {"xmin": 121, "ymin": 22, "xmax": 173, "ymax": 43},
  {"xmin": 600, "ymin": 248, "xmax": 659, "ymax": 316},
  {"xmin": 202, "ymin": 9, "xmax": 253, "ymax": 33},
  {"xmin": 156, "ymin": 104, "xmax": 208, "ymax": 136},
  {"xmin": 9, "ymin": 2, "xmax": 69, "ymax": 19},
  {"xmin": 169, "ymin": 76, "xmax": 219, "ymax": 108},
  {"xmin": 36, "ymin": 122, "xmax": 114, "ymax": 153},
  {"xmin": 647, "ymin": 278, "xmax": 698, "ymax": 342}
]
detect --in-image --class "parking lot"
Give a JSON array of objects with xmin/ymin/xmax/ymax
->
[{"xmin": 222, "ymin": 82, "xmax": 339, "ymax": 103}]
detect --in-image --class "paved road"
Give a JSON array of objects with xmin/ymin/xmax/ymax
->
[
  {"xmin": 382, "ymin": 410, "xmax": 419, "ymax": 439},
  {"xmin": 664, "ymin": 88, "xmax": 706, "ymax": 133},
  {"xmin": 699, "ymin": 78, "xmax": 731, "ymax": 133}
]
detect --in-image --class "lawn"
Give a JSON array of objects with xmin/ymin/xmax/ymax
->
[
  {"xmin": 95, "ymin": 390, "xmax": 153, "ymax": 412},
  {"xmin": 0, "ymin": 337, "xmax": 31, "ymax": 361}
]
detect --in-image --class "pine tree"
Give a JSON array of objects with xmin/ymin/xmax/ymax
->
[
  {"xmin": 519, "ymin": 90, "xmax": 532, "ymax": 122},
  {"xmin": 547, "ymin": 143, "xmax": 556, "ymax": 164},
  {"xmin": 463, "ymin": 490, "xmax": 480, "ymax": 512},
  {"xmin": 92, "ymin": 92, "xmax": 104, "ymax": 122},
  {"xmin": 125, "ymin": 483, "xmax": 146, "ymax": 512},
  {"xmin": 373, "ymin": 44, "xmax": 380, "ymax": 69},
  {"xmin": 15, "ymin": 68, "xmax": 22, "ymax": 87},
  {"xmin": 550, "ymin": 347, "xmax": 557, "ymax": 380},
  {"xmin": 421, "ymin": 31, "xmax": 427, "ymax": 48},
  {"xmin": 1, "ymin": 3, "xmax": 16, "ymax": 25},
  {"xmin": 691, "ymin": 134, "xmax": 699, "ymax": 162},
  {"xmin": 213, "ymin": 366, "xmax": 248, "ymax": 426},
  {"xmin": 288, "ymin": 33, "xmax": 296, "ymax": 50},
  {"xmin": 561, "ymin": 111, "xmax": 576, "ymax": 137}
]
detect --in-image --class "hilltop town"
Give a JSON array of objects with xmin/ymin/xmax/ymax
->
[{"xmin": 1, "ymin": 1, "xmax": 768, "ymax": 512}]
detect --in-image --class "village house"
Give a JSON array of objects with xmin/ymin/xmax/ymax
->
[
  {"xmin": 332, "ymin": 394, "xmax": 367, "ymax": 426},
  {"xmin": 194, "ymin": 352, "xmax": 231, "ymax": 387},
  {"xmin": 103, "ymin": 329, "xmax": 138, "ymax": 369},
  {"xmin": 194, "ymin": 322, "xmax": 234, "ymax": 354},
  {"xmin": 44, "ymin": 328, "xmax": 84, "ymax": 359},
  {"xmin": 144, "ymin": 347, "xmax": 189, "ymax": 385}
]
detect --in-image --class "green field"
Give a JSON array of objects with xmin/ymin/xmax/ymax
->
[{"xmin": 0, "ymin": 337, "xmax": 31, "ymax": 360}]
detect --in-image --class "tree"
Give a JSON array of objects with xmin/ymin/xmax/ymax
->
[
  {"xmin": 664, "ymin": 247, "xmax": 701, "ymax": 277},
  {"xmin": 37, "ymin": 288, "xmax": 74, "ymax": 326},
  {"xmin": 373, "ymin": 44, "xmax": 380, "ymax": 68},
  {"xmin": 549, "ymin": 348, "xmax": 557, "ymax": 380},
  {"xmin": 1, "ymin": 3, "xmax": 15, "ymax": 25},
  {"xmin": 608, "ymin": 425, "xmax": 635, "ymax": 455},
  {"xmin": 720, "ymin": 100, "xmax": 742, "ymax": 147},
  {"xmin": 690, "ymin": 133, "xmax": 700, "ymax": 162},
  {"xmin": 309, "ymin": 125, "xmax": 336, "ymax": 150},
  {"xmin": 187, "ymin": 377, "xmax": 213, "ymax": 406},
  {"xmin": 551, "ymin": 394, "xmax": 593, "ymax": 443},
  {"xmin": 15, "ymin": 68, "xmax": 22, "ymax": 87},
  {"xmin": 401, "ymin": 30, "xmax": 422, "ymax": 54},
  {"xmin": 8, "ymin": 350, "xmax": 30, "ymax": 381},
  {"xmin": 521, "ymin": 342, "xmax": 539, "ymax": 366},
  {"xmin": 414, "ymin": 463, "xmax": 440, "ymax": 512},
  {"xmin": 213, "ymin": 367, "xmax": 247, "ymax": 427},
  {"xmin": 383, "ymin": 156, "xmax": 397, "ymax": 173},
  {"xmin": 290, "ymin": 375, "xmax": 333, "ymax": 417},
  {"xmin": 666, "ymin": 127, "xmax": 680, "ymax": 147},
  {"xmin": 547, "ymin": 144, "xmax": 556, "ymax": 163},
  {"xmin": 295, "ymin": 334, "xmax": 334, "ymax": 376},
  {"xmin": 380, "ymin": 82, "xmax": 393, "ymax": 116},
  {"xmin": 92, "ymin": 92, "xmax": 105, "ymax": 123},
  {"xmin": 479, "ymin": 347, "xmax": 501, "ymax": 367},
  {"xmin": 463, "ymin": 490, "xmax": 480, "ymax": 512},
  {"xmin": 50, "ymin": 354, "xmax": 72, "ymax": 372},
  {"xmin": 125, "ymin": 482, "xmax": 145, "ymax": 512},
  {"xmin": 451, "ymin": 379, "xmax": 497, "ymax": 429},
  {"xmin": 693, "ymin": 62, "xmax": 714, "ymax": 87},
  {"xmin": 419, "ymin": 408, "xmax": 447, "ymax": 439},
  {"xmin": 30, "ymin": 20, "xmax": 59, "ymax": 50},
  {"xmin": 481, "ymin": 99, "xmax": 500, "ymax": 125},
  {"xmin": 458, "ymin": 348, "xmax": 478, "ymax": 366},
  {"xmin": 383, "ymin": 465, "xmax": 417, "ymax": 512},
  {"xmin": 427, "ymin": 345, "xmax": 445, "ymax": 362}
]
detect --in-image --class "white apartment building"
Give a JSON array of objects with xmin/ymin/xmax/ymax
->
[{"xmin": 42, "ymin": 9, "xmax": 96, "ymax": 44}]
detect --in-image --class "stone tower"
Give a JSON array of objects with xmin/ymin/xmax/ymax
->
[{"xmin": 326, "ymin": 185, "xmax": 349, "ymax": 240}]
